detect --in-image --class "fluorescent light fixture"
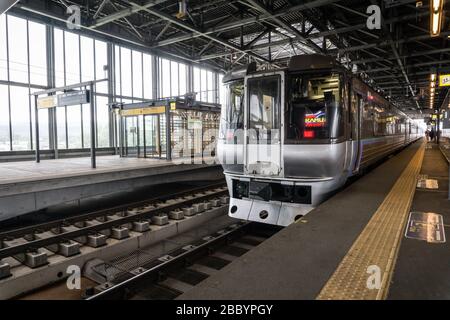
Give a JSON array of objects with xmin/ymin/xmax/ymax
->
[{"xmin": 430, "ymin": 0, "xmax": 444, "ymax": 37}]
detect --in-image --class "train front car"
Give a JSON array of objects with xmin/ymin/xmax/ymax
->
[{"xmin": 218, "ymin": 55, "xmax": 354, "ymax": 227}]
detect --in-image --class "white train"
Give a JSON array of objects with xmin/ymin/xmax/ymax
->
[{"xmin": 217, "ymin": 54, "xmax": 422, "ymax": 226}]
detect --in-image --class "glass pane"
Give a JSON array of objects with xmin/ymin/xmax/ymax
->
[
  {"xmin": 132, "ymin": 51, "xmax": 143, "ymax": 98},
  {"xmin": 161, "ymin": 59, "xmax": 170, "ymax": 98},
  {"xmin": 193, "ymin": 67, "xmax": 200, "ymax": 98},
  {"xmin": 201, "ymin": 69, "xmax": 207, "ymax": 101},
  {"xmin": 8, "ymin": 16, "xmax": 28, "ymax": 83},
  {"xmin": 65, "ymin": 31, "xmax": 80, "ymax": 85},
  {"xmin": 125, "ymin": 116, "xmax": 138, "ymax": 156},
  {"xmin": 0, "ymin": 14, "xmax": 7, "ymax": 81},
  {"xmin": 38, "ymin": 108, "xmax": 50, "ymax": 150},
  {"xmin": 96, "ymin": 95, "xmax": 110, "ymax": 147},
  {"xmin": 207, "ymin": 71, "xmax": 213, "ymax": 103},
  {"xmin": 179, "ymin": 63, "xmax": 186, "ymax": 96},
  {"xmin": 219, "ymin": 75, "xmax": 226, "ymax": 106},
  {"xmin": 56, "ymin": 107, "xmax": 67, "ymax": 149},
  {"xmin": 248, "ymin": 76, "xmax": 281, "ymax": 142},
  {"xmin": 143, "ymin": 53, "xmax": 153, "ymax": 99},
  {"xmin": 171, "ymin": 61, "xmax": 179, "ymax": 97},
  {"xmin": 114, "ymin": 45, "xmax": 121, "ymax": 96},
  {"xmin": 28, "ymin": 21, "xmax": 47, "ymax": 86},
  {"xmin": 286, "ymin": 73, "xmax": 342, "ymax": 141},
  {"xmin": 54, "ymin": 28, "xmax": 65, "ymax": 87},
  {"xmin": 10, "ymin": 86, "xmax": 31, "ymax": 150},
  {"xmin": 82, "ymin": 103, "xmax": 91, "ymax": 148},
  {"xmin": 121, "ymin": 47, "xmax": 132, "ymax": 97},
  {"xmin": 80, "ymin": 36, "xmax": 94, "ymax": 82},
  {"xmin": 0, "ymin": 84, "xmax": 10, "ymax": 151},
  {"xmin": 95, "ymin": 40, "xmax": 108, "ymax": 93},
  {"xmin": 67, "ymin": 105, "xmax": 82, "ymax": 148}
]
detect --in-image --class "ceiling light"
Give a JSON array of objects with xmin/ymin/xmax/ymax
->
[{"xmin": 430, "ymin": 0, "xmax": 444, "ymax": 37}]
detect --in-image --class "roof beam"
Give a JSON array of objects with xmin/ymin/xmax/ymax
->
[
  {"xmin": 244, "ymin": 0, "xmax": 323, "ymax": 53},
  {"xmin": 91, "ymin": 0, "xmax": 167, "ymax": 28},
  {"xmin": 0, "ymin": 0, "xmax": 19, "ymax": 14},
  {"xmin": 153, "ymin": 0, "xmax": 343, "ymax": 48},
  {"xmin": 128, "ymin": 1, "xmax": 270, "ymax": 63}
]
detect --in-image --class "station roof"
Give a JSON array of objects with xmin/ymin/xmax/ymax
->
[{"xmin": 11, "ymin": 0, "xmax": 450, "ymax": 118}]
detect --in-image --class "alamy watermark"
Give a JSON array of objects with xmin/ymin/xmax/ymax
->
[
  {"xmin": 66, "ymin": 265, "xmax": 81, "ymax": 290},
  {"xmin": 366, "ymin": 5, "xmax": 382, "ymax": 30},
  {"xmin": 366, "ymin": 265, "xmax": 382, "ymax": 290},
  {"xmin": 66, "ymin": 5, "xmax": 81, "ymax": 30}
]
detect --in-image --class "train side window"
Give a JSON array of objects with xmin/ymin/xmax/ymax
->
[
  {"xmin": 361, "ymin": 101, "xmax": 374, "ymax": 139},
  {"xmin": 350, "ymin": 93, "xmax": 360, "ymax": 140}
]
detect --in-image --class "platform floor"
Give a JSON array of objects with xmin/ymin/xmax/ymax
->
[
  {"xmin": 0, "ymin": 155, "xmax": 222, "ymax": 222},
  {"xmin": 0, "ymin": 155, "xmax": 215, "ymax": 185},
  {"xmin": 388, "ymin": 143, "xmax": 450, "ymax": 299},
  {"xmin": 178, "ymin": 140, "xmax": 450, "ymax": 300}
]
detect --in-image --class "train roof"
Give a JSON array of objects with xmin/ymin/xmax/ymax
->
[
  {"xmin": 222, "ymin": 62, "xmax": 257, "ymax": 83},
  {"xmin": 288, "ymin": 54, "xmax": 342, "ymax": 72},
  {"xmin": 222, "ymin": 55, "xmax": 344, "ymax": 84}
]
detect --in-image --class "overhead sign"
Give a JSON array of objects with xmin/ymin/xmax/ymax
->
[
  {"xmin": 57, "ymin": 90, "xmax": 90, "ymax": 107},
  {"xmin": 121, "ymin": 106, "xmax": 166, "ymax": 117},
  {"xmin": 37, "ymin": 96, "xmax": 57, "ymax": 109},
  {"xmin": 439, "ymin": 74, "xmax": 450, "ymax": 87},
  {"xmin": 405, "ymin": 212, "xmax": 446, "ymax": 244}
]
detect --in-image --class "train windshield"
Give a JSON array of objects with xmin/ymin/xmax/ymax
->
[
  {"xmin": 286, "ymin": 72, "xmax": 344, "ymax": 142},
  {"xmin": 247, "ymin": 75, "xmax": 281, "ymax": 143},
  {"xmin": 220, "ymin": 80, "xmax": 244, "ymax": 144}
]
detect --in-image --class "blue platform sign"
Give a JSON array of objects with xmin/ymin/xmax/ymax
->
[{"xmin": 405, "ymin": 212, "xmax": 446, "ymax": 244}]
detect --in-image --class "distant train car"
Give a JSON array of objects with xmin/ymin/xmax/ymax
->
[{"xmin": 218, "ymin": 54, "xmax": 421, "ymax": 226}]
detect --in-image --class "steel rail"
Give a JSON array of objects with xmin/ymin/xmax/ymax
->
[
  {"xmin": 86, "ymin": 221, "xmax": 251, "ymax": 300},
  {"xmin": 0, "ymin": 182, "xmax": 226, "ymax": 240},
  {"xmin": 0, "ymin": 187, "xmax": 228, "ymax": 260}
]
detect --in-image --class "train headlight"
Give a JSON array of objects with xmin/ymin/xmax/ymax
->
[{"xmin": 232, "ymin": 180, "xmax": 249, "ymax": 199}]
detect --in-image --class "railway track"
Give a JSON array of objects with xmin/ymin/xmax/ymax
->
[
  {"xmin": 0, "ymin": 183, "xmax": 229, "ymax": 284},
  {"xmin": 85, "ymin": 221, "xmax": 280, "ymax": 300}
]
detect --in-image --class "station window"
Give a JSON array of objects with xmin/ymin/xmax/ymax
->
[
  {"xmin": 8, "ymin": 16, "xmax": 28, "ymax": 83},
  {"xmin": 143, "ymin": 53, "xmax": 153, "ymax": 99},
  {"xmin": 0, "ymin": 84, "xmax": 10, "ymax": 151},
  {"xmin": 10, "ymin": 86, "xmax": 31, "ymax": 151},
  {"xmin": 0, "ymin": 14, "xmax": 7, "ymax": 81},
  {"xmin": 28, "ymin": 21, "xmax": 47, "ymax": 86}
]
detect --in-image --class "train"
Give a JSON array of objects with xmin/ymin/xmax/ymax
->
[{"xmin": 217, "ymin": 54, "xmax": 422, "ymax": 226}]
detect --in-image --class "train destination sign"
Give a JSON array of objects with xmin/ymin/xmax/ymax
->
[
  {"xmin": 439, "ymin": 74, "xmax": 450, "ymax": 87},
  {"xmin": 405, "ymin": 212, "xmax": 446, "ymax": 244},
  {"xmin": 305, "ymin": 111, "xmax": 326, "ymax": 128}
]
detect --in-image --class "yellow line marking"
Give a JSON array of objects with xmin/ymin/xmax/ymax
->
[{"xmin": 317, "ymin": 142, "xmax": 425, "ymax": 300}]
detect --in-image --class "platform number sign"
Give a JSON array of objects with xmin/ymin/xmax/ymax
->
[
  {"xmin": 439, "ymin": 74, "xmax": 450, "ymax": 87},
  {"xmin": 405, "ymin": 212, "xmax": 446, "ymax": 244}
]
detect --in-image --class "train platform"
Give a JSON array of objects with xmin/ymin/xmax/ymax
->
[
  {"xmin": 0, "ymin": 156, "xmax": 223, "ymax": 222},
  {"xmin": 178, "ymin": 140, "xmax": 450, "ymax": 300}
]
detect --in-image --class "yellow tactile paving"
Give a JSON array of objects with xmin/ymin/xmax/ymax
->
[{"xmin": 317, "ymin": 142, "xmax": 425, "ymax": 300}]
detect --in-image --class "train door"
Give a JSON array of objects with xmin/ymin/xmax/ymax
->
[{"xmin": 244, "ymin": 72, "xmax": 284, "ymax": 177}]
